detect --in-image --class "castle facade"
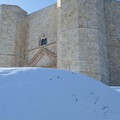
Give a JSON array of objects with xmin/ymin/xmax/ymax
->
[{"xmin": 0, "ymin": 0, "xmax": 120, "ymax": 85}]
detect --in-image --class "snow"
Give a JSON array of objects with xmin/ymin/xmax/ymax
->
[
  {"xmin": 111, "ymin": 86, "xmax": 120, "ymax": 93},
  {"xmin": 0, "ymin": 68, "xmax": 120, "ymax": 120}
]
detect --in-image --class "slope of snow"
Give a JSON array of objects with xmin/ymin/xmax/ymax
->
[{"xmin": 0, "ymin": 68, "xmax": 120, "ymax": 120}]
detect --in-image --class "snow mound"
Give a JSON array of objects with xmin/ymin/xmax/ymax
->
[{"xmin": 0, "ymin": 68, "xmax": 120, "ymax": 120}]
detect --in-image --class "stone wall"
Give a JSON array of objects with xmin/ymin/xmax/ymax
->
[
  {"xmin": 105, "ymin": 1, "xmax": 120, "ymax": 85},
  {"xmin": 57, "ymin": 0, "xmax": 80, "ymax": 71},
  {"xmin": 26, "ymin": 4, "xmax": 57, "ymax": 67},
  {"xmin": 0, "ymin": 4, "xmax": 27, "ymax": 67},
  {"xmin": 57, "ymin": 0, "xmax": 109, "ymax": 84},
  {"xmin": 96, "ymin": 0, "xmax": 109, "ymax": 84}
]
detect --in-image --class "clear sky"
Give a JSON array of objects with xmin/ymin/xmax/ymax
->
[{"xmin": 0, "ymin": 0, "xmax": 57, "ymax": 14}]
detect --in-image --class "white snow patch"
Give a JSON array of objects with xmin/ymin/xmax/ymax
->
[
  {"xmin": 0, "ymin": 68, "xmax": 120, "ymax": 120},
  {"xmin": 110, "ymin": 86, "xmax": 120, "ymax": 93},
  {"xmin": 0, "ymin": 67, "xmax": 37, "ymax": 76}
]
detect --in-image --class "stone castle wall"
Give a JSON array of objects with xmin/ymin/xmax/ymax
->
[
  {"xmin": 0, "ymin": 5, "xmax": 27, "ymax": 67},
  {"xmin": 26, "ymin": 4, "xmax": 57, "ymax": 67},
  {"xmin": 105, "ymin": 1, "xmax": 120, "ymax": 85},
  {"xmin": 57, "ymin": 0, "xmax": 109, "ymax": 84},
  {"xmin": 0, "ymin": 0, "xmax": 120, "ymax": 85}
]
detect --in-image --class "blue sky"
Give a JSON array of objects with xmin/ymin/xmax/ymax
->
[{"xmin": 0, "ymin": 0, "xmax": 57, "ymax": 14}]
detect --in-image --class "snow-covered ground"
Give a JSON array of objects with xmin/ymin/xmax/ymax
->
[
  {"xmin": 0, "ymin": 68, "xmax": 120, "ymax": 120},
  {"xmin": 111, "ymin": 86, "xmax": 120, "ymax": 93}
]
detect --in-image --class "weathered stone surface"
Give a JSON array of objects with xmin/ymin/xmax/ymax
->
[
  {"xmin": 26, "ymin": 4, "xmax": 57, "ymax": 68},
  {"xmin": 105, "ymin": 1, "xmax": 120, "ymax": 85},
  {"xmin": 57, "ymin": 0, "xmax": 109, "ymax": 84},
  {"xmin": 0, "ymin": 4, "xmax": 27, "ymax": 67}
]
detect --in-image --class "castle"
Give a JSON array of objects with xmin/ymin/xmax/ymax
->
[{"xmin": 0, "ymin": 0, "xmax": 120, "ymax": 86}]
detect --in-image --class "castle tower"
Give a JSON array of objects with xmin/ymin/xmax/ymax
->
[
  {"xmin": 0, "ymin": 4, "xmax": 27, "ymax": 67},
  {"xmin": 57, "ymin": 0, "xmax": 109, "ymax": 84}
]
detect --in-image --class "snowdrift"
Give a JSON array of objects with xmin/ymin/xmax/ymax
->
[{"xmin": 0, "ymin": 68, "xmax": 120, "ymax": 120}]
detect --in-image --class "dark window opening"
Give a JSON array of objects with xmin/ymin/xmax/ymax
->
[{"xmin": 39, "ymin": 38, "xmax": 47, "ymax": 46}]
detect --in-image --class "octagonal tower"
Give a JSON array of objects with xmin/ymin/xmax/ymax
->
[{"xmin": 0, "ymin": 4, "xmax": 27, "ymax": 67}]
